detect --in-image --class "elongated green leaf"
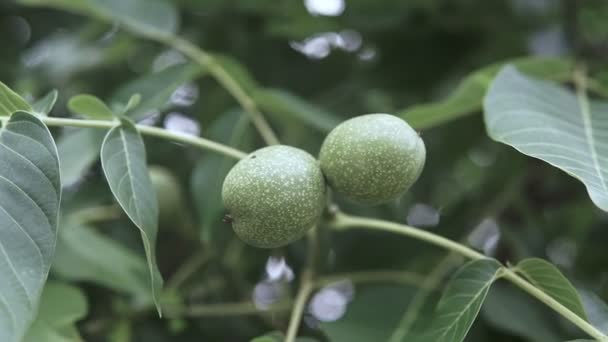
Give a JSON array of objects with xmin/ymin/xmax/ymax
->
[
  {"xmin": 52, "ymin": 223, "xmax": 151, "ymax": 302},
  {"xmin": 23, "ymin": 282, "xmax": 87, "ymax": 342},
  {"xmin": 484, "ymin": 66, "xmax": 608, "ymax": 212},
  {"xmin": 400, "ymin": 57, "xmax": 573, "ymax": 129},
  {"xmin": 57, "ymin": 128, "xmax": 106, "ymax": 187},
  {"xmin": 68, "ymin": 94, "xmax": 115, "ymax": 120},
  {"xmin": 420, "ymin": 259, "xmax": 502, "ymax": 342},
  {"xmin": 32, "ymin": 90, "xmax": 58, "ymax": 116},
  {"xmin": 110, "ymin": 63, "xmax": 203, "ymax": 120},
  {"xmin": 0, "ymin": 81, "xmax": 32, "ymax": 116},
  {"xmin": 19, "ymin": 0, "xmax": 178, "ymax": 39},
  {"xmin": 100, "ymin": 119, "xmax": 163, "ymax": 313},
  {"xmin": 515, "ymin": 258, "xmax": 587, "ymax": 320},
  {"xmin": 30, "ymin": 282, "xmax": 87, "ymax": 327},
  {"xmin": 0, "ymin": 111, "xmax": 61, "ymax": 342},
  {"xmin": 122, "ymin": 94, "xmax": 141, "ymax": 115},
  {"xmin": 253, "ymin": 88, "xmax": 341, "ymax": 132}
]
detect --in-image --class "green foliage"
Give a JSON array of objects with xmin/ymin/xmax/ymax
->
[
  {"xmin": 515, "ymin": 258, "xmax": 587, "ymax": 320},
  {"xmin": 400, "ymin": 57, "xmax": 574, "ymax": 129},
  {"xmin": 0, "ymin": 81, "xmax": 32, "ymax": 116},
  {"xmin": 23, "ymin": 282, "xmax": 88, "ymax": 342},
  {"xmin": 100, "ymin": 119, "xmax": 163, "ymax": 313},
  {"xmin": 56, "ymin": 129, "xmax": 106, "ymax": 186},
  {"xmin": 0, "ymin": 112, "xmax": 61, "ymax": 342},
  {"xmin": 416, "ymin": 259, "xmax": 502, "ymax": 342},
  {"xmin": 484, "ymin": 67, "xmax": 608, "ymax": 212},
  {"xmin": 68, "ymin": 94, "xmax": 115, "ymax": 120},
  {"xmin": 110, "ymin": 63, "xmax": 203, "ymax": 120},
  {"xmin": 1, "ymin": 0, "xmax": 608, "ymax": 340},
  {"xmin": 31, "ymin": 90, "xmax": 58, "ymax": 116},
  {"xmin": 52, "ymin": 223, "xmax": 151, "ymax": 302}
]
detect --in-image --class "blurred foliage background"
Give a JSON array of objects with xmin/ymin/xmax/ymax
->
[{"xmin": 1, "ymin": 0, "xmax": 608, "ymax": 341}]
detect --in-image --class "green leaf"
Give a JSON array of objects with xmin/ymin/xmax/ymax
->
[
  {"xmin": 400, "ymin": 57, "xmax": 573, "ymax": 129},
  {"xmin": 515, "ymin": 258, "xmax": 587, "ymax": 320},
  {"xmin": 122, "ymin": 93, "xmax": 141, "ymax": 114},
  {"xmin": 484, "ymin": 66, "xmax": 608, "ymax": 212},
  {"xmin": 56, "ymin": 128, "xmax": 106, "ymax": 187},
  {"xmin": 100, "ymin": 119, "xmax": 163, "ymax": 314},
  {"xmin": 0, "ymin": 81, "xmax": 32, "ymax": 116},
  {"xmin": 52, "ymin": 223, "xmax": 151, "ymax": 302},
  {"xmin": 68, "ymin": 94, "xmax": 115, "ymax": 120},
  {"xmin": 110, "ymin": 63, "xmax": 203, "ymax": 120},
  {"xmin": 579, "ymin": 289, "xmax": 608, "ymax": 334},
  {"xmin": 419, "ymin": 258, "xmax": 502, "ymax": 342},
  {"xmin": 19, "ymin": 0, "xmax": 179, "ymax": 39},
  {"xmin": 32, "ymin": 90, "xmax": 58, "ymax": 116},
  {"xmin": 31, "ymin": 282, "xmax": 87, "ymax": 327},
  {"xmin": 23, "ymin": 282, "xmax": 87, "ymax": 342},
  {"xmin": 253, "ymin": 88, "xmax": 341, "ymax": 132},
  {"xmin": 0, "ymin": 111, "xmax": 61, "ymax": 342}
]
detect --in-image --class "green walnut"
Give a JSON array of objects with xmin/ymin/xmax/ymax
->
[
  {"xmin": 319, "ymin": 113, "xmax": 425, "ymax": 205},
  {"xmin": 222, "ymin": 145, "xmax": 326, "ymax": 248},
  {"xmin": 149, "ymin": 166, "xmax": 183, "ymax": 225}
]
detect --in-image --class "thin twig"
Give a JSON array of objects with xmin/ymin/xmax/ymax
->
[
  {"xmin": 285, "ymin": 228, "xmax": 319, "ymax": 342},
  {"xmin": 0, "ymin": 116, "xmax": 249, "ymax": 160},
  {"xmin": 160, "ymin": 36, "xmax": 280, "ymax": 146},
  {"xmin": 330, "ymin": 212, "xmax": 608, "ymax": 341}
]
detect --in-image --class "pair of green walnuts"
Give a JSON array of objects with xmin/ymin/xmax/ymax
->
[{"xmin": 222, "ymin": 114, "xmax": 426, "ymax": 248}]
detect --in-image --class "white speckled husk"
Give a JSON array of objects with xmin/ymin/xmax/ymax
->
[
  {"xmin": 222, "ymin": 145, "xmax": 326, "ymax": 248},
  {"xmin": 319, "ymin": 113, "xmax": 425, "ymax": 205}
]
